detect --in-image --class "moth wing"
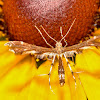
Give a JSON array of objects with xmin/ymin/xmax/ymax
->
[
  {"xmin": 4, "ymin": 41, "xmax": 55, "ymax": 55},
  {"xmin": 63, "ymin": 35, "xmax": 100, "ymax": 53}
]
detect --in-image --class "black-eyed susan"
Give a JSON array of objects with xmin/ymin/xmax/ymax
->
[
  {"xmin": 1, "ymin": 0, "xmax": 100, "ymax": 100},
  {"xmin": 0, "ymin": 29, "xmax": 100, "ymax": 100}
]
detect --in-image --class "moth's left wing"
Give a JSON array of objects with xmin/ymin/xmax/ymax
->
[
  {"xmin": 4, "ymin": 41, "xmax": 55, "ymax": 55},
  {"xmin": 63, "ymin": 35, "xmax": 100, "ymax": 52}
]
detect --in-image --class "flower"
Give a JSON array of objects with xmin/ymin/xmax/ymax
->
[
  {"xmin": 0, "ymin": 29, "xmax": 100, "ymax": 100},
  {"xmin": 0, "ymin": 0, "xmax": 100, "ymax": 98}
]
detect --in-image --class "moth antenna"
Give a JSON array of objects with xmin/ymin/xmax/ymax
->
[
  {"xmin": 40, "ymin": 25, "xmax": 57, "ymax": 43},
  {"xmin": 60, "ymin": 26, "xmax": 68, "ymax": 47},
  {"xmin": 60, "ymin": 18, "xmax": 76, "ymax": 42},
  {"xmin": 35, "ymin": 25, "xmax": 54, "ymax": 48}
]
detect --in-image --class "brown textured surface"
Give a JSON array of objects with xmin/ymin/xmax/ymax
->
[{"xmin": 3, "ymin": 0, "xmax": 98, "ymax": 47}]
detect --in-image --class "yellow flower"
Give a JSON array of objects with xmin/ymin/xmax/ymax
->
[
  {"xmin": 0, "ymin": 29, "xmax": 100, "ymax": 100},
  {"xmin": 0, "ymin": 0, "xmax": 100, "ymax": 98}
]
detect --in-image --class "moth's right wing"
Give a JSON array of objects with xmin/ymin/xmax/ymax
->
[
  {"xmin": 4, "ymin": 41, "xmax": 55, "ymax": 55},
  {"xmin": 63, "ymin": 35, "xmax": 100, "ymax": 53}
]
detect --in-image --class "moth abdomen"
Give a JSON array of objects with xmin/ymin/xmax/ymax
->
[
  {"xmin": 58, "ymin": 56, "xmax": 65, "ymax": 86},
  {"xmin": 58, "ymin": 69, "xmax": 65, "ymax": 86}
]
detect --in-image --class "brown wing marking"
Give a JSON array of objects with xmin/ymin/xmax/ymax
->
[
  {"xmin": 4, "ymin": 41, "xmax": 55, "ymax": 54},
  {"xmin": 63, "ymin": 35, "xmax": 100, "ymax": 52}
]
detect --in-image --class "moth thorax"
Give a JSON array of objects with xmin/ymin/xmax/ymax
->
[{"xmin": 55, "ymin": 42, "xmax": 63, "ymax": 54}]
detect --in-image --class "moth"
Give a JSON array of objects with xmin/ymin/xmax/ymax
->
[{"xmin": 5, "ymin": 18, "xmax": 100, "ymax": 98}]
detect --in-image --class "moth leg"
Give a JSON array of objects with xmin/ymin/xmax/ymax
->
[
  {"xmin": 65, "ymin": 52, "xmax": 88, "ymax": 100},
  {"xmin": 64, "ymin": 51, "xmax": 77, "ymax": 68},
  {"xmin": 76, "ymin": 73, "xmax": 88, "ymax": 100},
  {"xmin": 48, "ymin": 55, "xmax": 56, "ymax": 93},
  {"xmin": 64, "ymin": 54, "xmax": 77, "ymax": 88}
]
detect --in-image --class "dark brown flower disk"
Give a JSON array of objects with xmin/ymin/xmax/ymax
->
[{"xmin": 3, "ymin": 0, "xmax": 98, "ymax": 47}]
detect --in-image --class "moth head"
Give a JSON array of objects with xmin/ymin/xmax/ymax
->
[{"xmin": 55, "ymin": 42, "xmax": 62, "ymax": 48}]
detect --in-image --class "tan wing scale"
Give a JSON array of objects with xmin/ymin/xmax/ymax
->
[
  {"xmin": 5, "ymin": 41, "xmax": 55, "ymax": 54},
  {"xmin": 63, "ymin": 35, "xmax": 100, "ymax": 52}
]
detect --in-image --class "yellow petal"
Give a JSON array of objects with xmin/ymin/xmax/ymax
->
[
  {"xmin": 0, "ymin": 36, "xmax": 100, "ymax": 100},
  {"xmin": 76, "ymin": 47, "xmax": 100, "ymax": 72},
  {"xmin": 75, "ymin": 47, "xmax": 100, "ymax": 100}
]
